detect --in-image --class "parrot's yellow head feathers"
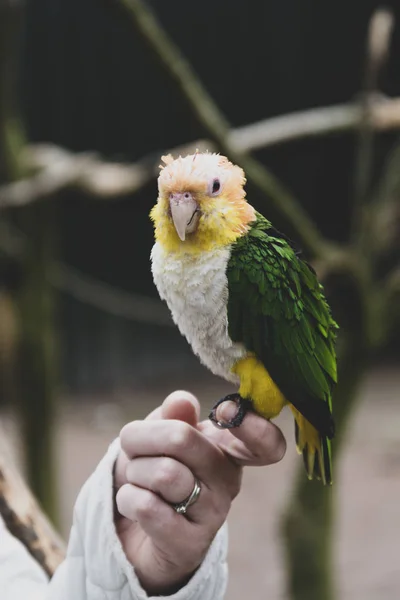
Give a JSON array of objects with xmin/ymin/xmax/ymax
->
[{"xmin": 150, "ymin": 152, "xmax": 255, "ymax": 253}]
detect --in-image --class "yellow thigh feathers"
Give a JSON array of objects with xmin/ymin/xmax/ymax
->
[
  {"xmin": 231, "ymin": 354, "xmax": 286, "ymax": 419},
  {"xmin": 231, "ymin": 354, "xmax": 321, "ymax": 462}
]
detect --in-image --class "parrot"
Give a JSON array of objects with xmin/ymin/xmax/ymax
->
[{"xmin": 150, "ymin": 152, "xmax": 337, "ymax": 484}]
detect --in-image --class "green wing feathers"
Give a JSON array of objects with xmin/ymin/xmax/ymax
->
[{"xmin": 227, "ymin": 213, "xmax": 338, "ymax": 484}]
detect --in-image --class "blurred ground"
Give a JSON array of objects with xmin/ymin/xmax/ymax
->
[{"xmin": 1, "ymin": 366, "xmax": 400, "ymax": 599}]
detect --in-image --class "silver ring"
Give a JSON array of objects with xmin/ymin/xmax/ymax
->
[{"xmin": 173, "ymin": 478, "xmax": 201, "ymax": 515}]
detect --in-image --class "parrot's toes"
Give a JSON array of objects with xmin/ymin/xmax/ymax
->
[{"xmin": 208, "ymin": 393, "xmax": 252, "ymax": 429}]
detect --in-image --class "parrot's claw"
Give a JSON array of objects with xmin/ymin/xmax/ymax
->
[{"xmin": 208, "ymin": 393, "xmax": 252, "ymax": 429}]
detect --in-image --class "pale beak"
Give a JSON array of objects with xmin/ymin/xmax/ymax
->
[{"xmin": 169, "ymin": 192, "xmax": 199, "ymax": 241}]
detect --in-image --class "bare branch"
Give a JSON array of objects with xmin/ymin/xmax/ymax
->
[
  {"xmin": 351, "ymin": 8, "xmax": 395, "ymax": 242},
  {"xmin": 0, "ymin": 140, "xmax": 212, "ymax": 208},
  {"xmin": 1, "ymin": 98, "xmax": 400, "ymax": 214},
  {"xmin": 0, "ymin": 221, "xmax": 172, "ymax": 327},
  {"xmin": 366, "ymin": 8, "xmax": 395, "ymax": 89},
  {"xmin": 0, "ymin": 427, "xmax": 65, "ymax": 577},
  {"xmin": 0, "ymin": 218, "xmax": 25, "ymax": 256},
  {"xmin": 51, "ymin": 262, "xmax": 173, "ymax": 327},
  {"xmin": 120, "ymin": 0, "xmax": 331, "ymax": 258},
  {"xmin": 0, "ymin": 2, "xmax": 399, "ymax": 262},
  {"xmin": 365, "ymin": 139, "xmax": 400, "ymax": 258},
  {"xmin": 231, "ymin": 96, "xmax": 400, "ymax": 151},
  {"xmin": 370, "ymin": 266, "xmax": 400, "ymax": 348},
  {"xmin": 0, "ymin": 146, "xmax": 97, "ymax": 207},
  {"xmin": 385, "ymin": 266, "xmax": 400, "ymax": 294}
]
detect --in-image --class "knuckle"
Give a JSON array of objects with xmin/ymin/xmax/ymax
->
[
  {"xmin": 137, "ymin": 491, "xmax": 159, "ymax": 520},
  {"xmin": 168, "ymin": 422, "xmax": 193, "ymax": 454},
  {"xmin": 124, "ymin": 460, "xmax": 137, "ymax": 484},
  {"xmin": 155, "ymin": 457, "xmax": 180, "ymax": 489},
  {"xmin": 115, "ymin": 484, "xmax": 133, "ymax": 519}
]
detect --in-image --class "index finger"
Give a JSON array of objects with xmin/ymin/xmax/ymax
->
[
  {"xmin": 198, "ymin": 401, "xmax": 286, "ymax": 467},
  {"xmin": 145, "ymin": 390, "xmax": 201, "ymax": 424}
]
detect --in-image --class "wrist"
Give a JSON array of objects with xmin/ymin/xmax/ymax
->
[
  {"xmin": 117, "ymin": 525, "xmax": 203, "ymax": 597},
  {"xmin": 136, "ymin": 563, "xmax": 198, "ymax": 596}
]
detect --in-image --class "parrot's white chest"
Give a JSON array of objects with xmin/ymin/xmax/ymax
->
[{"xmin": 151, "ymin": 242, "xmax": 246, "ymax": 382}]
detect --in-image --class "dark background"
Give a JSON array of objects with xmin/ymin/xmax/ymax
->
[
  {"xmin": 1, "ymin": 4, "xmax": 399, "ymax": 599},
  {"xmin": 19, "ymin": 0, "xmax": 400, "ymax": 394}
]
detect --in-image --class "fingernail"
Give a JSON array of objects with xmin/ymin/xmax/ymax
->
[{"xmin": 216, "ymin": 400, "xmax": 238, "ymax": 425}]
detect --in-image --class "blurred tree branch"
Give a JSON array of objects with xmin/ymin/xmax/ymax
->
[
  {"xmin": 282, "ymin": 8, "xmax": 396, "ymax": 600},
  {"xmin": 0, "ymin": 220, "xmax": 172, "ymax": 326},
  {"xmin": 119, "ymin": 0, "xmax": 339, "ymax": 258},
  {"xmin": 352, "ymin": 8, "xmax": 395, "ymax": 244},
  {"xmin": 118, "ymin": 0, "xmax": 400, "ymax": 264},
  {"xmin": 231, "ymin": 96, "xmax": 400, "ymax": 151},
  {"xmin": 0, "ymin": 0, "xmax": 26, "ymax": 182},
  {"xmin": 0, "ymin": 0, "xmax": 397, "ymax": 271},
  {"xmin": 1, "ymin": 96, "xmax": 400, "ymax": 209},
  {"xmin": 372, "ymin": 267, "xmax": 400, "ymax": 347},
  {"xmin": 2, "ymin": 0, "xmax": 399, "ymax": 264},
  {"xmin": 115, "ymin": 2, "xmax": 398, "ymax": 600},
  {"xmin": 0, "ymin": 0, "xmax": 59, "ymax": 526},
  {"xmin": 0, "ymin": 425, "xmax": 65, "ymax": 577},
  {"xmin": 0, "ymin": 140, "xmax": 212, "ymax": 207},
  {"xmin": 359, "ymin": 136, "xmax": 400, "ymax": 261},
  {"xmin": 0, "ymin": 0, "xmax": 398, "ymax": 594}
]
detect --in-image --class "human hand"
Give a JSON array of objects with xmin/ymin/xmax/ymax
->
[{"xmin": 114, "ymin": 391, "xmax": 286, "ymax": 596}]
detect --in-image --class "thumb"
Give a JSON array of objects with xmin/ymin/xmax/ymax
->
[
  {"xmin": 160, "ymin": 390, "xmax": 200, "ymax": 427},
  {"xmin": 144, "ymin": 390, "xmax": 200, "ymax": 424},
  {"xmin": 199, "ymin": 400, "xmax": 286, "ymax": 466}
]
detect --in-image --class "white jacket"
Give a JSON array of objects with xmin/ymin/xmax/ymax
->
[{"xmin": 0, "ymin": 440, "xmax": 228, "ymax": 600}]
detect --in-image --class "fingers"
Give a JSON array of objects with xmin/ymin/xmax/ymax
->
[
  {"xmin": 125, "ymin": 456, "xmax": 196, "ymax": 505},
  {"xmin": 160, "ymin": 390, "xmax": 200, "ymax": 426},
  {"xmin": 115, "ymin": 389, "xmax": 242, "ymax": 595},
  {"xmin": 144, "ymin": 406, "xmax": 163, "ymax": 421},
  {"xmin": 144, "ymin": 391, "xmax": 200, "ymax": 424},
  {"xmin": 118, "ymin": 390, "xmax": 237, "ymax": 528},
  {"xmin": 124, "ymin": 455, "xmax": 229, "ymax": 526},
  {"xmin": 116, "ymin": 391, "xmax": 201, "ymax": 488},
  {"xmin": 200, "ymin": 401, "xmax": 286, "ymax": 467},
  {"xmin": 116, "ymin": 484, "xmax": 211, "ymax": 575},
  {"xmin": 116, "ymin": 483, "xmax": 187, "ymax": 540},
  {"xmin": 120, "ymin": 419, "xmax": 238, "ymax": 488}
]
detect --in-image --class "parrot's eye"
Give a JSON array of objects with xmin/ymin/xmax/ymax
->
[{"xmin": 210, "ymin": 178, "xmax": 221, "ymax": 196}]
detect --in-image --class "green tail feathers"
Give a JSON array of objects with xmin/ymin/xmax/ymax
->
[{"xmin": 294, "ymin": 421, "xmax": 333, "ymax": 485}]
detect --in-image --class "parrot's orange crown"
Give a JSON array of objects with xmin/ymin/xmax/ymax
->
[{"xmin": 150, "ymin": 152, "xmax": 256, "ymax": 253}]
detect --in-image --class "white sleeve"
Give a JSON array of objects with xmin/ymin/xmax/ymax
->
[{"xmin": 1, "ymin": 439, "xmax": 228, "ymax": 600}]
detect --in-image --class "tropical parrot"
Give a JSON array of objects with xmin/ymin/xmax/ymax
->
[{"xmin": 150, "ymin": 152, "xmax": 337, "ymax": 484}]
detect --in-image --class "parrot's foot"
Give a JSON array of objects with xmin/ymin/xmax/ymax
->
[{"xmin": 208, "ymin": 393, "xmax": 252, "ymax": 429}]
